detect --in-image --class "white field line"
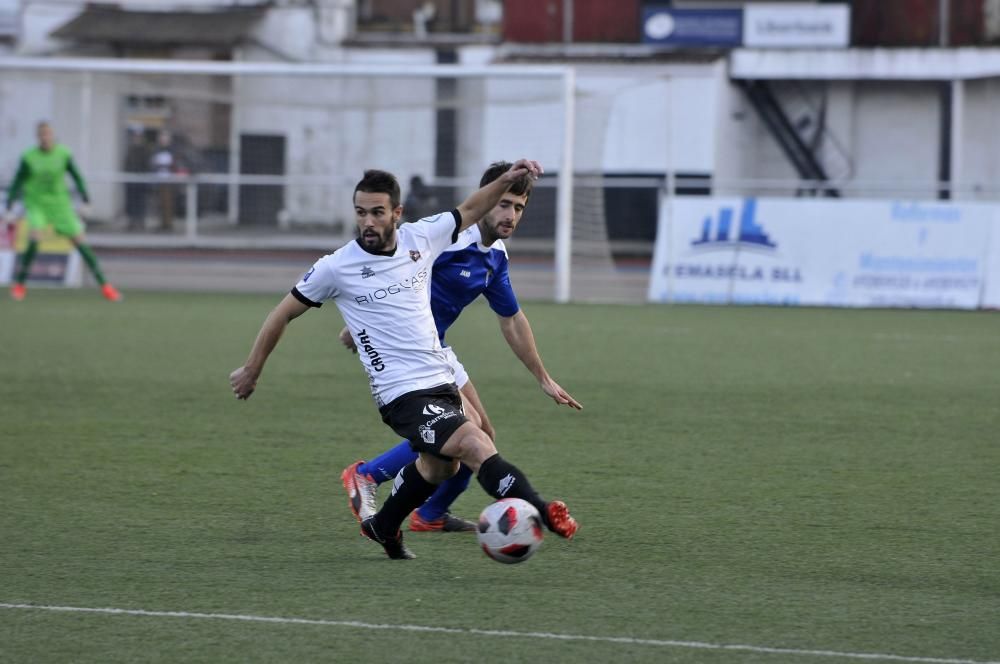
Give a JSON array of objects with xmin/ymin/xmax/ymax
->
[{"xmin": 1, "ymin": 603, "xmax": 997, "ymax": 664}]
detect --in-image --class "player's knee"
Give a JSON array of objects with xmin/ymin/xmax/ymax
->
[{"xmin": 455, "ymin": 428, "xmax": 497, "ymax": 467}]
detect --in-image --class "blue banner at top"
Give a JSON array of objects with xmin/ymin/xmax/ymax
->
[{"xmin": 641, "ymin": 7, "xmax": 743, "ymax": 47}]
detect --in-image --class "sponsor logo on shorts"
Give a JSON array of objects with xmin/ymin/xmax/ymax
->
[
  {"xmin": 423, "ymin": 410, "xmax": 457, "ymax": 428},
  {"xmin": 415, "ymin": 404, "xmax": 459, "ymax": 446}
]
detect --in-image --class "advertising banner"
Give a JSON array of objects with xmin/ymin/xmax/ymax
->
[
  {"xmin": 641, "ymin": 7, "xmax": 743, "ymax": 47},
  {"xmin": 0, "ymin": 220, "xmax": 14, "ymax": 284},
  {"xmin": 981, "ymin": 220, "xmax": 1000, "ymax": 309},
  {"xmin": 3, "ymin": 219, "xmax": 82, "ymax": 287},
  {"xmin": 649, "ymin": 197, "xmax": 994, "ymax": 309},
  {"xmin": 743, "ymin": 4, "xmax": 850, "ymax": 48}
]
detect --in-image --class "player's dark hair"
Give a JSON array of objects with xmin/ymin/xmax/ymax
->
[
  {"xmin": 479, "ymin": 161, "xmax": 533, "ymax": 199},
  {"xmin": 355, "ymin": 169, "xmax": 401, "ymax": 208}
]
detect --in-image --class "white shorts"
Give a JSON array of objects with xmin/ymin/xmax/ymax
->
[{"xmin": 442, "ymin": 346, "xmax": 469, "ymax": 389}]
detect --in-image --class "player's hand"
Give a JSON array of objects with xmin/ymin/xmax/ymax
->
[
  {"xmin": 338, "ymin": 326, "xmax": 357, "ymax": 353},
  {"xmin": 229, "ymin": 366, "xmax": 258, "ymax": 400},
  {"xmin": 505, "ymin": 159, "xmax": 543, "ymax": 182},
  {"xmin": 479, "ymin": 418, "xmax": 497, "ymax": 442},
  {"xmin": 540, "ymin": 377, "xmax": 582, "ymax": 410}
]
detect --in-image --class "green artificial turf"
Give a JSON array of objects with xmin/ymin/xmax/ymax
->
[{"xmin": 1, "ymin": 290, "xmax": 998, "ymax": 663}]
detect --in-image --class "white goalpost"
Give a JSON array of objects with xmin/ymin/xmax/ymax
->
[{"xmin": 0, "ymin": 56, "xmax": 657, "ymax": 303}]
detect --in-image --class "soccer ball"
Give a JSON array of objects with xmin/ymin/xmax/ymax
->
[{"xmin": 477, "ymin": 498, "xmax": 544, "ymax": 564}]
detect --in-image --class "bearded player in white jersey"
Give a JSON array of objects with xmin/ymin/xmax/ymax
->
[
  {"xmin": 229, "ymin": 160, "xmax": 577, "ymax": 559},
  {"xmin": 339, "ymin": 161, "xmax": 582, "ymax": 534}
]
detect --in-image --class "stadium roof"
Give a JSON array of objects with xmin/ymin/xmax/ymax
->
[{"xmin": 51, "ymin": 4, "xmax": 267, "ymax": 46}]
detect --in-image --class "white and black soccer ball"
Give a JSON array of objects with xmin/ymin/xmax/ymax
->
[{"xmin": 477, "ymin": 498, "xmax": 544, "ymax": 564}]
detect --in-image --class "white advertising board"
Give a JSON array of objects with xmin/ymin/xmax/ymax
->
[
  {"xmin": 0, "ymin": 249, "xmax": 13, "ymax": 285},
  {"xmin": 981, "ymin": 219, "xmax": 1000, "ymax": 309},
  {"xmin": 649, "ymin": 197, "xmax": 995, "ymax": 309},
  {"xmin": 743, "ymin": 4, "xmax": 850, "ymax": 48}
]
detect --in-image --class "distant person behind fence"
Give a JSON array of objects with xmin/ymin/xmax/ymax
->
[
  {"xmin": 150, "ymin": 130, "xmax": 177, "ymax": 232},
  {"xmin": 403, "ymin": 175, "xmax": 438, "ymax": 223},
  {"xmin": 124, "ymin": 128, "xmax": 150, "ymax": 231}
]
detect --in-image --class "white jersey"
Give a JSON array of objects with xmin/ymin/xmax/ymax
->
[{"xmin": 293, "ymin": 210, "xmax": 462, "ymax": 407}]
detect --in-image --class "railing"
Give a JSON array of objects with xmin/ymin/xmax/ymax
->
[{"xmin": 6, "ymin": 172, "xmax": 1000, "ymax": 254}]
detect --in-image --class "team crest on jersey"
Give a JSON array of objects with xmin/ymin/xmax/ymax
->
[
  {"xmin": 409, "ymin": 250, "xmax": 421, "ymax": 262},
  {"xmin": 361, "ymin": 265, "xmax": 375, "ymax": 279}
]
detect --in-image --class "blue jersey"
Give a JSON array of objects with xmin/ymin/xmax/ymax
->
[{"xmin": 430, "ymin": 224, "xmax": 519, "ymax": 346}]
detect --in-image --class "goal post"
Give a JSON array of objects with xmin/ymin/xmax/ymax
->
[{"xmin": 0, "ymin": 56, "xmax": 593, "ymax": 301}]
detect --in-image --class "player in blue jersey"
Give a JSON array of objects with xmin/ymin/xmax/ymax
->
[{"xmin": 339, "ymin": 161, "xmax": 582, "ymax": 532}]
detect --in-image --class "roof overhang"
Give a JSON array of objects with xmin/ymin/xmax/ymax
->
[
  {"xmin": 51, "ymin": 4, "xmax": 268, "ymax": 47},
  {"xmin": 730, "ymin": 47, "xmax": 1000, "ymax": 81}
]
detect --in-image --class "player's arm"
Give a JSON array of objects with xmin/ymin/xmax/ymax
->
[
  {"xmin": 5, "ymin": 158, "xmax": 29, "ymax": 211},
  {"xmin": 497, "ymin": 310, "xmax": 582, "ymax": 410},
  {"xmin": 230, "ymin": 293, "xmax": 311, "ymax": 400},
  {"xmin": 455, "ymin": 159, "xmax": 542, "ymax": 231},
  {"xmin": 66, "ymin": 157, "xmax": 90, "ymax": 203}
]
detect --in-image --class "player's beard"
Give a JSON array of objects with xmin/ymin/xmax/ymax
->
[
  {"xmin": 481, "ymin": 214, "xmax": 515, "ymax": 244},
  {"xmin": 360, "ymin": 226, "xmax": 395, "ymax": 252}
]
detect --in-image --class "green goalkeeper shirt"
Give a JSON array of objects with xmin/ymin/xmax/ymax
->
[{"xmin": 6, "ymin": 144, "xmax": 89, "ymax": 210}]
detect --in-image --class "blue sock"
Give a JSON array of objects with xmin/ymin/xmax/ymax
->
[
  {"xmin": 416, "ymin": 464, "xmax": 473, "ymax": 521},
  {"xmin": 358, "ymin": 441, "xmax": 418, "ymax": 484}
]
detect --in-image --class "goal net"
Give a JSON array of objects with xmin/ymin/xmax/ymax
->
[{"xmin": 0, "ymin": 58, "xmax": 651, "ymax": 302}]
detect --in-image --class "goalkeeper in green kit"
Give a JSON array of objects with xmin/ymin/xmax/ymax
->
[{"xmin": 4, "ymin": 121, "xmax": 121, "ymax": 301}]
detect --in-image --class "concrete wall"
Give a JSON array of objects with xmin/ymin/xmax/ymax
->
[
  {"xmin": 849, "ymin": 81, "xmax": 940, "ymax": 197},
  {"xmin": 714, "ymin": 78, "xmax": 798, "ymax": 194},
  {"xmin": 715, "ymin": 77, "xmax": 946, "ymax": 199},
  {"xmin": 958, "ymin": 77, "xmax": 1000, "ymax": 198}
]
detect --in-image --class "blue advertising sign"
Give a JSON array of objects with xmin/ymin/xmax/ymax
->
[{"xmin": 641, "ymin": 7, "xmax": 743, "ymax": 47}]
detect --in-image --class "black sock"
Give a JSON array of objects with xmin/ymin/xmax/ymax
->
[
  {"xmin": 373, "ymin": 462, "xmax": 437, "ymax": 535},
  {"xmin": 16, "ymin": 239, "xmax": 38, "ymax": 284},
  {"xmin": 477, "ymin": 454, "xmax": 547, "ymax": 516},
  {"xmin": 76, "ymin": 243, "xmax": 106, "ymax": 285}
]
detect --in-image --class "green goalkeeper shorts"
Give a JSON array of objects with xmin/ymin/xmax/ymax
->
[{"xmin": 25, "ymin": 201, "xmax": 84, "ymax": 237}]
